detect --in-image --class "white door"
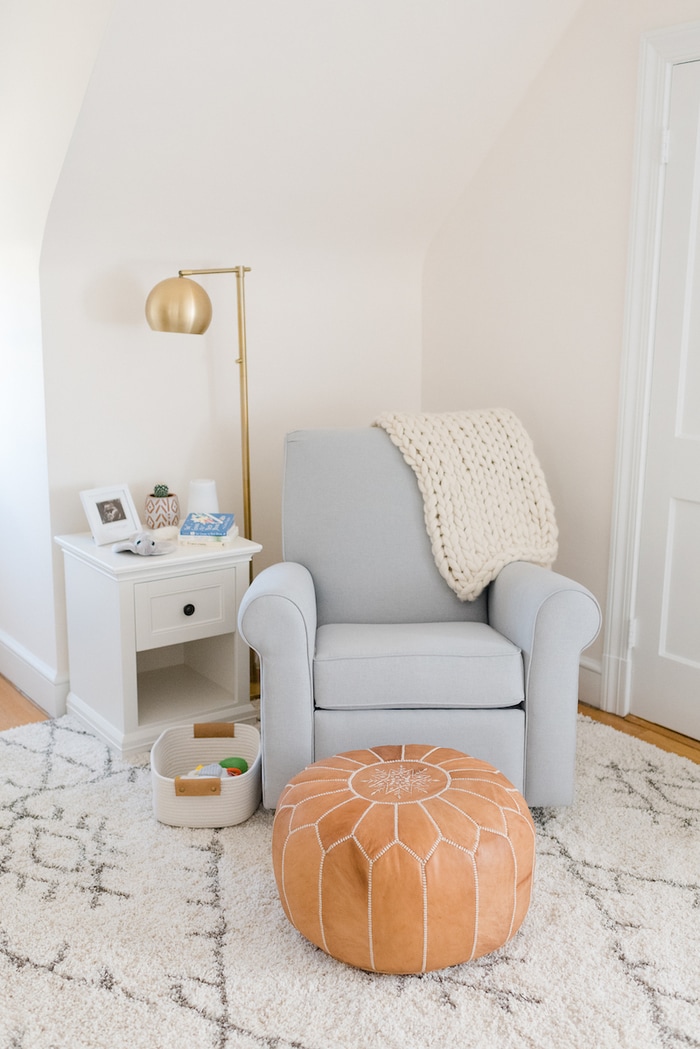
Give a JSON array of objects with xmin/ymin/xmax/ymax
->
[{"xmin": 632, "ymin": 59, "xmax": 700, "ymax": 739}]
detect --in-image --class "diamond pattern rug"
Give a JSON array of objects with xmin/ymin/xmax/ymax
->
[{"xmin": 0, "ymin": 714, "xmax": 698, "ymax": 1048}]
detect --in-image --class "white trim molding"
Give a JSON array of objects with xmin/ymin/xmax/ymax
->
[
  {"xmin": 579, "ymin": 655, "xmax": 602, "ymax": 709},
  {"xmin": 0, "ymin": 628, "xmax": 68, "ymax": 719},
  {"xmin": 603, "ymin": 21, "xmax": 700, "ymax": 715}
]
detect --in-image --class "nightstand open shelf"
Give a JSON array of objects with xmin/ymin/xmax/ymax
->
[{"xmin": 136, "ymin": 651, "xmax": 236, "ymax": 726}]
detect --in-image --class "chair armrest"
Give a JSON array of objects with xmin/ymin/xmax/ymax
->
[
  {"xmin": 238, "ymin": 562, "xmax": 317, "ymax": 808},
  {"xmin": 489, "ymin": 561, "xmax": 602, "ymax": 806}
]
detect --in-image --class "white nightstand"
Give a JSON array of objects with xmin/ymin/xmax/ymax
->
[{"xmin": 55, "ymin": 532, "xmax": 262, "ymax": 756}]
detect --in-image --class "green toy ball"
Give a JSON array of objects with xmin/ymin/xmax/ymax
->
[{"xmin": 219, "ymin": 756, "xmax": 248, "ymax": 776}]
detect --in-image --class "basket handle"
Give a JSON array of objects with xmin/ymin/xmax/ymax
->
[
  {"xmin": 173, "ymin": 723, "xmax": 238, "ymax": 795},
  {"xmin": 174, "ymin": 775, "xmax": 222, "ymax": 797},
  {"xmin": 193, "ymin": 722, "xmax": 235, "ymax": 738}
]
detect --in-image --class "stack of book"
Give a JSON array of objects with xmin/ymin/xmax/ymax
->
[{"xmin": 178, "ymin": 512, "xmax": 239, "ymax": 546}]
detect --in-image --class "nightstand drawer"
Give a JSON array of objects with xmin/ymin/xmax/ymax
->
[{"xmin": 134, "ymin": 569, "xmax": 236, "ymax": 650}]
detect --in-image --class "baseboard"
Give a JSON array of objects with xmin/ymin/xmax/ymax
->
[
  {"xmin": 0, "ymin": 629, "xmax": 68, "ymax": 718},
  {"xmin": 579, "ymin": 656, "xmax": 602, "ymax": 709}
]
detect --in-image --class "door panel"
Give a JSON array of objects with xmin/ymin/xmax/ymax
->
[{"xmin": 632, "ymin": 59, "xmax": 700, "ymax": 738}]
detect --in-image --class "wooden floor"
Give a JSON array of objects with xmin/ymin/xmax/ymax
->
[
  {"xmin": 0, "ymin": 674, "xmax": 698, "ymax": 765},
  {"xmin": 578, "ymin": 702, "xmax": 700, "ymax": 764},
  {"xmin": 0, "ymin": 675, "xmax": 50, "ymax": 731}
]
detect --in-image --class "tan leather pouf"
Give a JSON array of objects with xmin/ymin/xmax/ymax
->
[{"xmin": 272, "ymin": 744, "xmax": 536, "ymax": 974}]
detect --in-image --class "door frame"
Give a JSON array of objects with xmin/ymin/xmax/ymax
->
[{"xmin": 603, "ymin": 22, "xmax": 700, "ymax": 715}]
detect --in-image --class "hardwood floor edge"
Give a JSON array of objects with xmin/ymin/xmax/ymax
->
[
  {"xmin": 579, "ymin": 702, "xmax": 700, "ymax": 765},
  {"xmin": 0, "ymin": 675, "xmax": 50, "ymax": 731}
]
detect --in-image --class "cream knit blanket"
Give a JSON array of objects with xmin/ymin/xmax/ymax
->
[{"xmin": 374, "ymin": 409, "xmax": 558, "ymax": 601}]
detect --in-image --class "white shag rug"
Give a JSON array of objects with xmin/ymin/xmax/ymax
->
[{"xmin": 0, "ymin": 714, "xmax": 699, "ymax": 1049}]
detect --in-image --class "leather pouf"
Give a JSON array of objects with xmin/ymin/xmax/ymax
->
[{"xmin": 272, "ymin": 745, "xmax": 536, "ymax": 974}]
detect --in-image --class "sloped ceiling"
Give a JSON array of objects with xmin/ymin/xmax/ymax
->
[
  {"xmin": 45, "ymin": 0, "xmax": 587, "ymax": 259},
  {"xmin": 0, "ymin": 0, "xmax": 113, "ymax": 247}
]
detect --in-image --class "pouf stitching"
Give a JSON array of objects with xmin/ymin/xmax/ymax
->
[
  {"xmin": 273, "ymin": 745, "xmax": 535, "ymax": 974},
  {"xmin": 297, "ymin": 805, "xmax": 524, "ymax": 965}
]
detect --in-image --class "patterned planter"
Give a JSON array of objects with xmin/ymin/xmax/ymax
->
[{"xmin": 145, "ymin": 493, "xmax": 180, "ymax": 530}]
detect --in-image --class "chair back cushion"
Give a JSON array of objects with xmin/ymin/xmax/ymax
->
[{"xmin": 282, "ymin": 428, "xmax": 489, "ymax": 626}]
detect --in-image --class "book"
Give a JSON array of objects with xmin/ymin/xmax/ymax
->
[
  {"xmin": 178, "ymin": 512, "xmax": 238, "ymax": 544},
  {"xmin": 179, "ymin": 527, "xmax": 239, "ymax": 546}
]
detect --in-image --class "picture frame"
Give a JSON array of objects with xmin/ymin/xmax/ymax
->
[{"xmin": 80, "ymin": 484, "xmax": 141, "ymax": 546}]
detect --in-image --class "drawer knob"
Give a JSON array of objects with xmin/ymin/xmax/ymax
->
[{"xmin": 183, "ymin": 603, "xmax": 196, "ymax": 617}]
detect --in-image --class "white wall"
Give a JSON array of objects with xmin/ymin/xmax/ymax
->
[
  {"xmin": 0, "ymin": 0, "xmax": 113, "ymax": 712},
  {"xmin": 18, "ymin": 0, "xmax": 680, "ymax": 714},
  {"xmin": 33, "ymin": 0, "xmax": 585, "ymax": 709},
  {"xmin": 423, "ymin": 0, "xmax": 700, "ymax": 704}
]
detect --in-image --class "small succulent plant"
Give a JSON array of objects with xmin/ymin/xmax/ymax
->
[{"xmin": 145, "ymin": 484, "xmax": 179, "ymax": 530}]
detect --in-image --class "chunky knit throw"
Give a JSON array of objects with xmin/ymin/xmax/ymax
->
[{"xmin": 373, "ymin": 409, "xmax": 558, "ymax": 601}]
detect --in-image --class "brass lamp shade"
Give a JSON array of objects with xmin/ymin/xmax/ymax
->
[{"xmin": 145, "ymin": 276, "xmax": 213, "ymax": 334}]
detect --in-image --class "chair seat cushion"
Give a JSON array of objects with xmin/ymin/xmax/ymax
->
[{"xmin": 314, "ymin": 622, "xmax": 524, "ymax": 710}]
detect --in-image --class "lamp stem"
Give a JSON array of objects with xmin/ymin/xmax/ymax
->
[
  {"xmin": 177, "ymin": 266, "xmax": 252, "ymax": 549},
  {"xmin": 235, "ymin": 267, "xmax": 252, "ymax": 546}
]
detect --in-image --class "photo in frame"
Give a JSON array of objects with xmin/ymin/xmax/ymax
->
[{"xmin": 80, "ymin": 484, "xmax": 141, "ymax": 546}]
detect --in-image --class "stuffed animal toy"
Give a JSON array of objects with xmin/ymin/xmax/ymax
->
[{"xmin": 112, "ymin": 531, "xmax": 174, "ymax": 556}]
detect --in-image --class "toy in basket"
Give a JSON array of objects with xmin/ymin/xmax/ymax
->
[{"xmin": 151, "ymin": 722, "xmax": 261, "ymax": 828}]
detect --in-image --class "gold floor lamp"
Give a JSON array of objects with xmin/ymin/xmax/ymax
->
[{"xmin": 145, "ymin": 267, "xmax": 253, "ymax": 545}]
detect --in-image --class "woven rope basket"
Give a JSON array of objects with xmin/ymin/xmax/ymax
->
[{"xmin": 151, "ymin": 722, "xmax": 261, "ymax": 827}]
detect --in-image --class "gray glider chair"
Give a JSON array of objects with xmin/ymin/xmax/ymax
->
[{"xmin": 238, "ymin": 428, "xmax": 601, "ymax": 809}]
